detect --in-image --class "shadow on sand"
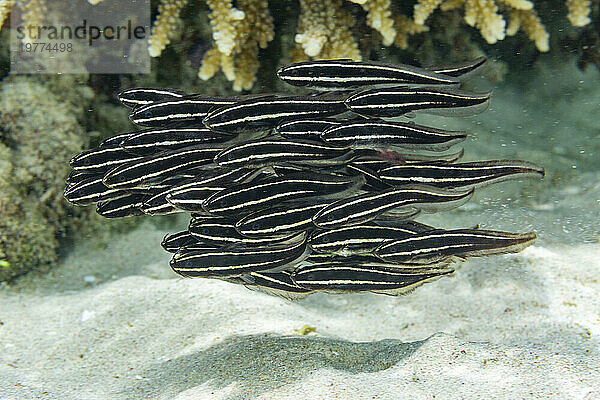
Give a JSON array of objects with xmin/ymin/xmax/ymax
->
[{"xmin": 129, "ymin": 333, "xmax": 423, "ymax": 399}]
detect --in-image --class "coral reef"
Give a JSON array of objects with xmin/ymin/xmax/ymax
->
[
  {"xmin": 0, "ymin": 1, "xmax": 597, "ymax": 90},
  {"xmin": 145, "ymin": 0, "xmax": 595, "ymax": 90},
  {"xmin": 0, "ymin": 77, "xmax": 85, "ymax": 280}
]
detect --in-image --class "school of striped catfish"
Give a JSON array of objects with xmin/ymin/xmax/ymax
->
[{"xmin": 64, "ymin": 58, "xmax": 544, "ymax": 300}]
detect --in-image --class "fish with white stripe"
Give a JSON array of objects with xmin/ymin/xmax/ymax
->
[
  {"xmin": 214, "ymin": 137, "xmax": 352, "ymax": 168},
  {"xmin": 121, "ymin": 127, "xmax": 232, "ymax": 155},
  {"xmin": 117, "ymin": 87, "xmax": 187, "ymax": 108},
  {"xmin": 291, "ymin": 260, "xmax": 454, "ymax": 294},
  {"xmin": 235, "ymin": 200, "xmax": 333, "ymax": 237},
  {"xmin": 277, "ymin": 59, "xmax": 460, "ymax": 90},
  {"xmin": 170, "ymin": 234, "xmax": 308, "ymax": 278},
  {"xmin": 240, "ymin": 270, "xmax": 314, "ymax": 300},
  {"xmin": 70, "ymin": 145, "xmax": 143, "ymax": 173},
  {"xmin": 189, "ymin": 219, "xmax": 299, "ymax": 246},
  {"xmin": 375, "ymin": 228, "xmax": 537, "ymax": 264},
  {"xmin": 64, "ymin": 176, "xmax": 127, "ymax": 205},
  {"xmin": 102, "ymin": 145, "xmax": 223, "ymax": 189},
  {"xmin": 203, "ymin": 95, "xmax": 348, "ymax": 134},
  {"xmin": 321, "ymin": 121, "xmax": 467, "ymax": 151},
  {"xmin": 275, "ymin": 119, "xmax": 343, "ymax": 140},
  {"xmin": 129, "ymin": 97, "xmax": 241, "ymax": 127},
  {"xmin": 202, "ymin": 172, "xmax": 363, "ymax": 215},
  {"xmin": 345, "ymin": 88, "xmax": 491, "ymax": 118},
  {"xmin": 161, "ymin": 230, "xmax": 201, "ymax": 253},
  {"xmin": 96, "ymin": 193, "xmax": 146, "ymax": 218},
  {"xmin": 312, "ymin": 184, "xmax": 473, "ymax": 229},
  {"xmin": 378, "ymin": 159, "xmax": 545, "ymax": 188},
  {"xmin": 308, "ymin": 221, "xmax": 434, "ymax": 254}
]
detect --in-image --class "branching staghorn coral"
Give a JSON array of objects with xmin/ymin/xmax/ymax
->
[
  {"xmin": 0, "ymin": 0, "xmax": 15, "ymax": 28},
  {"xmin": 0, "ymin": 0, "xmax": 596, "ymax": 90},
  {"xmin": 198, "ymin": 0, "xmax": 274, "ymax": 91},
  {"xmin": 147, "ymin": 0, "xmax": 189, "ymax": 57},
  {"xmin": 566, "ymin": 0, "xmax": 592, "ymax": 26},
  {"xmin": 292, "ymin": 0, "xmax": 361, "ymax": 62},
  {"xmin": 412, "ymin": 0, "xmax": 594, "ymax": 52}
]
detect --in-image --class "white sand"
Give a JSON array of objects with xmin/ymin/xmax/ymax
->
[
  {"xmin": 1, "ymin": 224, "xmax": 599, "ymax": 399},
  {"xmin": 1, "ymin": 60, "xmax": 599, "ymax": 399}
]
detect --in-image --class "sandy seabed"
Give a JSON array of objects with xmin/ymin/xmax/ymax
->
[
  {"xmin": 0, "ymin": 226, "xmax": 599, "ymax": 399},
  {"xmin": 1, "ymin": 60, "xmax": 600, "ymax": 399}
]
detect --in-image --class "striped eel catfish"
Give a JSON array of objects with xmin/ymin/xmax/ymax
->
[
  {"xmin": 291, "ymin": 259, "xmax": 454, "ymax": 295},
  {"xmin": 161, "ymin": 230, "xmax": 201, "ymax": 253},
  {"xmin": 64, "ymin": 176, "xmax": 127, "ymax": 205},
  {"xmin": 202, "ymin": 172, "xmax": 363, "ymax": 215},
  {"xmin": 96, "ymin": 193, "xmax": 147, "ymax": 218},
  {"xmin": 312, "ymin": 185, "xmax": 474, "ymax": 229},
  {"xmin": 375, "ymin": 229, "xmax": 537, "ymax": 264},
  {"xmin": 345, "ymin": 88, "xmax": 491, "ymax": 118},
  {"xmin": 70, "ymin": 145, "xmax": 144, "ymax": 174},
  {"xmin": 214, "ymin": 137, "xmax": 353, "ymax": 168},
  {"xmin": 203, "ymin": 94, "xmax": 348, "ymax": 134},
  {"xmin": 120, "ymin": 127, "xmax": 232, "ymax": 156},
  {"xmin": 344, "ymin": 163, "xmax": 391, "ymax": 191},
  {"xmin": 308, "ymin": 221, "xmax": 435, "ymax": 255},
  {"xmin": 165, "ymin": 168, "xmax": 260, "ymax": 212},
  {"xmin": 188, "ymin": 219, "xmax": 299, "ymax": 246},
  {"xmin": 431, "ymin": 57, "xmax": 488, "ymax": 79},
  {"xmin": 378, "ymin": 160, "xmax": 545, "ymax": 189},
  {"xmin": 129, "ymin": 97, "xmax": 239, "ymax": 127},
  {"xmin": 240, "ymin": 270, "xmax": 314, "ymax": 300},
  {"xmin": 235, "ymin": 200, "xmax": 334, "ymax": 237},
  {"xmin": 117, "ymin": 88, "xmax": 186, "ymax": 108},
  {"xmin": 277, "ymin": 59, "xmax": 460, "ymax": 90},
  {"xmin": 102, "ymin": 145, "xmax": 224, "ymax": 189},
  {"xmin": 350, "ymin": 148, "xmax": 465, "ymax": 170},
  {"xmin": 170, "ymin": 233, "xmax": 308, "ymax": 278},
  {"xmin": 320, "ymin": 121, "xmax": 467, "ymax": 151},
  {"xmin": 276, "ymin": 119, "xmax": 344, "ymax": 140}
]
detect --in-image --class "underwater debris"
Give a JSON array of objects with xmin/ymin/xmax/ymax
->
[{"xmin": 65, "ymin": 57, "xmax": 545, "ymax": 299}]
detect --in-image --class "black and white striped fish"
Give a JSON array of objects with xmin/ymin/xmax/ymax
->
[
  {"xmin": 291, "ymin": 261, "xmax": 454, "ymax": 294},
  {"xmin": 431, "ymin": 57, "xmax": 488, "ymax": 79},
  {"xmin": 378, "ymin": 160, "xmax": 545, "ymax": 188},
  {"xmin": 321, "ymin": 121, "xmax": 467, "ymax": 151},
  {"xmin": 312, "ymin": 185, "xmax": 473, "ymax": 229},
  {"xmin": 64, "ymin": 176, "xmax": 127, "ymax": 205},
  {"xmin": 276, "ymin": 119, "xmax": 343, "ymax": 140},
  {"xmin": 345, "ymin": 88, "xmax": 491, "ymax": 118},
  {"xmin": 96, "ymin": 193, "xmax": 146, "ymax": 218},
  {"xmin": 161, "ymin": 230, "xmax": 200, "ymax": 253},
  {"xmin": 99, "ymin": 132, "xmax": 136, "ymax": 148},
  {"xmin": 203, "ymin": 95, "xmax": 348, "ymax": 134},
  {"xmin": 214, "ymin": 137, "xmax": 352, "ymax": 168},
  {"xmin": 375, "ymin": 229, "xmax": 537, "ymax": 264},
  {"xmin": 170, "ymin": 235, "xmax": 308, "ymax": 278},
  {"xmin": 350, "ymin": 148, "xmax": 465, "ymax": 170},
  {"xmin": 188, "ymin": 219, "xmax": 299, "ymax": 246},
  {"xmin": 140, "ymin": 188, "xmax": 185, "ymax": 215},
  {"xmin": 117, "ymin": 88, "xmax": 187, "ymax": 108},
  {"xmin": 120, "ymin": 127, "xmax": 232, "ymax": 156},
  {"xmin": 235, "ymin": 200, "xmax": 333, "ymax": 237},
  {"xmin": 70, "ymin": 146, "xmax": 143, "ymax": 173},
  {"xmin": 129, "ymin": 97, "xmax": 241, "ymax": 127},
  {"xmin": 308, "ymin": 222, "xmax": 433, "ymax": 254},
  {"xmin": 102, "ymin": 145, "xmax": 223, "ymax": 189},
  {"xmin": 241, "ymin": 270, "xmax": 314, "ymax": 300},
  {"xmin": 165, "ymin": 168, "xmax": 259, "ymax": 212},
  {"xmin": 344, "ymin": 163, "xmax": 391, "ymax": 191},
  {"xmin": 202, "ymin": 173, "xmax": 362, "ymax": 215},
  {"xmin": 277, "ymin": 59, "xmax": 460, "ymax": 90}
]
